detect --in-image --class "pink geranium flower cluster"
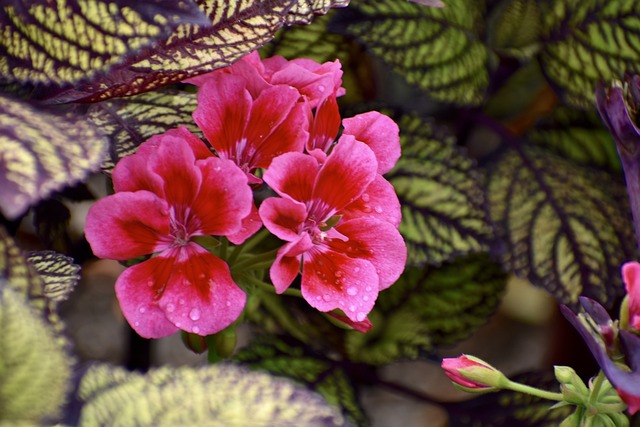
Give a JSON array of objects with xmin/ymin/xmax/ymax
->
[{"xmin": 85, "ymin": 51, "xmax": 406, "ymax": 339}]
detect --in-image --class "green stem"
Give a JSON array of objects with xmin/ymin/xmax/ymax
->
[
  {"xmin": 232, "ymin": 249, "xmax": 279, "ymax": 272},
  {"xmin": 588, "ymin": 371, "xmax": 607, "ymax": 406},
  {"xmin": 504, "ymin": 379, "xmax": 564, "ymax": 402},
  {"xmin": 240, "ymin": 274, "xmax": 303, "ymax": 298},
  {"xmin": 260, "ymin": 291, "xmax": 309, "ymax": 343},
  {"xmin": 241, "ymin": 228, "xmax": 271, "ymax": 253},
  {"xmin": 219, "ymin": 237, "xmax": 228, "ymax": 260}
]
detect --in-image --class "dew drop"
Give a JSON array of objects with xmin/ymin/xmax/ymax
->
[
  {"xmin": 175, "ymin": 322, "xmax": 181, "ymax": 328},
  {"xmin": 214, "ymin": 166, "xmax": 221, "ymax": 172},
  {"xmin": 356, "ymin": 312, "xmax": 367, "ymax": 322},
  {"xmin": 349, "ymin": 305, "xmax": 356, "ymax": 312},
  {"xmin": 138, "ymin": 307, "xmax": 146, "ymax": 314},
  {"xmin": 363, "ymin": 205, "xmax": 372, "ymax": 213},
  {"xmin": 189, "ymin": 308, "xmax": 201, "ymax": 321},
  {"xmin": 354, "ymin": 267, "xmax": 360, "ymax": 273},
  {"xmin": 347, "ymin": 287, "xmax": 358, "ymax": 296},
  {"xmin": 147, "ymin": 280, "xmax": 154, "ymax": 287},
  {"xmin": 361, "ymin": 193, "xmax": 370, "ymax": 202},
  {"xmin": 226, "ymin": 300, "xmax": 231, "ymax": 307},
  {"xmin": 374, "ymin": 206, "xmax": 383, "ymax": 213},
  {"xmin": 323, "ymin": 294, "xmax": 331, "ymax": 302},
  {"xmin": 134, "ymin": 321, "xmax": 140, "ymax": 327},
  {"xmin": 365, "ymin": 286, "xmax": 372, "ymax": 292},
  {"xmin": 192, "ymin": 326, "xmax": 201, "ymax": 334},
  {"xmin": 179, "ymin": 299, "xmax": 186, "ymax": 305},
  {"xmin": 198, "ymin": 273, "xmax": 206, "ymax": 280},
  {"xmin": 316, "ymin": 296, "xmax": 322, "ymax": 301},
  {"xmin": 335, "ymin": 271, "xmax": 343, "ymax": 278},
  {"xmin": 166, "ymin": 303, "xmax": 175, "ymax": 313},
  {"xmin": 318, "ymin": 84, "xmax": 326, "ymax": 92},
  {"xmin": 363, "ymin": 295, "xmax": 369, "ymax": 302}
]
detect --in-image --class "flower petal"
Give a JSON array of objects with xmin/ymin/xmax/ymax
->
[
  {"xmin": 270, "ymin": 234, "xmax": 312, "ymax": 293},
  {"xmin": 259, "ymin": 197, "xmax": 307, "ymax": 241},
  {"xmin": 85, "ymin": 191, "xmax": 170, "ymax": 260},
  {"xmin": 263, "ymin": 152, "xmax": 319, "ymax": 203},
  {"xmin": 301, "ymin": 248, "xmax": 378, "ymax": 322},
  {"xmin": 190, "ymin": 157, "xmax": 252, "ymax": 236},
  {"xmin": 193, "ymin": 74, "xmax": 252, "ymax": 161},
  {"xmin": 227, "ymin": 201, "xmax": 262, "ymax": 245},
  {"xmin": 342, "ymin": 111, "xmax": 401, "ymax": 175},
  {"xmin": 341, "ymin": 175, "xmax": 402, "ymax": 227},
  {"xmin": 115, "ymin": 256, "xmax": 180, "ymax": 339},
  {"xmin": 331, "ymin": 218, "xmax": 407, "ymax": 290},
  {"xmin": 623, "ymin": 261, "xmax": 640, "ymax": 330},
  {"xmin": 308, "ymin": 94, "xmax": 340, "ymax": 154},
  {"xmin": 159, "ymin": 244, "xmax": 246, "ymax": 336},
  {"xmin": 311, "ymin": 136, "xmax": 377, "ymax": 217}
]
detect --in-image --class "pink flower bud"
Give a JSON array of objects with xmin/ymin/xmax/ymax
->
[{"xmin": 441, "ymin": 355, "xmax": 505, "ymax": 392}]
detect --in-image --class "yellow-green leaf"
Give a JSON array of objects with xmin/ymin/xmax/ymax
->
[
  {"xmin": 0, "ymin": 94, "xmax": 107, "ymax": 219},
  {"xmin": 539, "ymin": 0, "xmax": 640, "ymax": 108},
  {"xmin": 0, "ymin": 0, "xmax": 207, "ymax": 87},
  {"xmin": 74, "ymin": 363, "xmax": 349, "ymax": 427},
  {"xmin": 487, "ymin": 0, "xmax": 542, "ymax": 59},
  {"xmin": 26, "ymin": 250, "xmax": 80, "ymax": 304},
  {"xmin": 49, "ymin": 0, "xmax": 350, "ymax": 103},
  {"xmin": 87, "ymin": 89, "xmax": 200, "ymax": 173},
  {"xmin": 486, "ymin": 145, "xmax": 635, "ymax": 307},
  {"xmin": 389, "ymin": 113, "xmax": 494, "ymax": 266},
  {"xmin": 331, "ymin": 0, "xmax": 492, "ymax": 105}
]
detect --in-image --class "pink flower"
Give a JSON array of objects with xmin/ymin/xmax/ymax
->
[
  {"xmin": 85, "ymin": 128, "xmax": 253, "ymax": 338},
  {"xmin": 441, "ymin": 355, "xmax": 505, "ymax": 391},
  {"xmin": 192, "ymin": 72, "xmax": 309, "ymax": 185},
  {"xmin": 258, "ymin": 137, "xmax": 406, "ymax": 322},
  {"xmin": 623, "ymin": 261, "xmax": 640, "ymax": 331}
]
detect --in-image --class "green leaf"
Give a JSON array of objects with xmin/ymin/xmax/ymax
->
[
  {"xmin": 26, "ymin": 250, "xmax": 80, "ymax": 304},
  {"xmin": 0, "ymin": 94, "xmax": 107, "ymax": 219},
  {"xmin": 345, "ymin": 254, "xmax": 506, "ymax": 365},
  {"xmin": 0, "ymin": 0, "xmax": 207, "ymax": 87},
  {"xmin": 443, "ymin": 371, "xmax": 572, "ymax": 426},
  {"xmin": 87, "ymin": 89, "xmax": 200, "ymax": 173},
  {"xmin": 234, "ymin": 337, "xmax": 366, "ymax": 427},
  {"xmin": 389, "ymin": 113, "xmax": 494, "ymax": 266},
  {"xmin": 48, "ymin": 0, "xmax": 350, "ymax": 103},
  {"xmin": 487, "ymin": 0, "xmax": 542, "ymax": 59},
  {"xmin": 528, "ymin": 106, "xmax": 622, "ymax": 173},
  {"xmin": 538, "ymin": 0, "xmax": 640, "ymax": 108},
  {"xmin": 0, "ymin": 227, "xmax": 73, "ymax": 424},
  {"xmin": 0, "ymin": 280, "xmax": 72, "ymax": 424},
  {"xmin": 74, "ymin": 362, "xmax": 350, "ymax": 427},
  {"xmin": 331, "ymin": 0, "xmax": 493, "ymax": 105},
  {"xmin": 486, "ymin": 144, "xmax": 635, "ymax": 307}
]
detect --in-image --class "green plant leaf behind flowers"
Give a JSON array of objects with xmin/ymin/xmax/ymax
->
[
  {"xmin": 0, "ymin": 93, "xmax": 107, "ymax": 220},
  {"xmin": 486, "ymin": 144, "xmax": 635, "ymax": 308},
  {"xmin": 389, "ymin": 113, "xmax": 494, "ymax": 267},
  {"xmin": 26, "ymin": 250, "xmax": 81, "ymax": 305},
  {"xmin": 345, "ymin": 254, "xmax": 507, "ymax": 365},
  {"xmin": 330, "ymin": 0, "xmax": 493, "ymax": 105},
  {"xmin": 0, "ymin": 227, "xmax": 73, "ymax": 424},
  {"xmin": 538, "ymin": 0, "xmax": 640, "ymax": 109},
  {"xmin": 47, "ymin": 0, "xmax": 350, "ymax": 103},
  {"xmin": 87, "ymin": 89, "xmax": 200, "ymax": 173},
  {"xmin": 234, "ymin": 336, "xmax": 366, "ymax": 427},
  {"xmin": 486, "ymin": 0, "xmax": 542, "ymax": 59},
  {"xmin": 528, "ymin": 107, "xmax": 622, "ymax": 174},
  {"xmin": 442, "ymin": 371, "xmax": 573, "ymax": 427},
  {"xmin": 71, "ymin": 363, "xmax": 350, "ymax": 427},
  {"xmin": 0, "ymin": 0, "xmax": 207, "ymax": 90}
]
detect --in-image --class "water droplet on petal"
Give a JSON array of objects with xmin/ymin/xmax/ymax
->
[
  {"xmin": 214, "ymin": 166, "xmax": 221, "ymax": 172},
  {"xmin": 363, "ymin": 205, "xmax": 372, "ymax": 213},
  {"xmin": 347, "ymin": 287, "xmax": 358, "ymax": 296},
  {"xmin": 179, "ymin": 299, "xmax": 185, "ymax": 305},
  {"xmin": 335, "ymin": 271, "xmax": 343, "ymax": 278},
  {"xmin": 356, "ymin": 312, "xmax": 367, "ymax": 322},
  {"xmin": 323, "ymin": 294, "xmax": 331, "ymax": 302},
  {"xmin": 374, "ymin": 206, "xmax": 383, "ymax": 213},
  {"xmin": 138, "ymin": 307, "xmax": 146, "ymax": 314},
  {"xmin": 316, "ymin": 296, "xmax": 322, "ymax": 301},
  {"xmin": 192, "ymin": 325, "xmax": 201, "ymax": 334},
  {"xmin": 349, "ymin": 305, "xmax": 356, "ymax": 312},
  {"xmin": 198, "ymin": 273, "xmax": 206, "ymax": 280},
  {"xmin": 134, "ymin": 321, "xmax": 140, "ymax": 327},
  {"xmin": 189, "ymin": 308, "xmax": 201, "ymax": 321},
  {"xmin": 318, "ymin": 84, "xmax": 326, "ymax": 92},
  {"xmin": 361, "ymin": 193, "xmax": 370, "ymax": 202},
  {"xmin": 365, "ymin": 286, "xmax": 372, "ymax": 292},
  {"xmin": 363, "ymin": 295, "xmax": 369, "ymax": 302},
  {"xmin": 226, "ymin": 300, "xmax": 231, "ymax": 307},
  {"xmin": 354, "ymin": 267, "xmax": 360, "ymax": 273},
  {"xmin": 166, "ymin": 303, "xmax": 175, "ymax": 313},
  {"xmin": 147, "ymin": 280, "xmax": 154, "ymax": 287},
  {"xmin": 175, "ymin": 322, "xmax": 181, "ymax": 328}
]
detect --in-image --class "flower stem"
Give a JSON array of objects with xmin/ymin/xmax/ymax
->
[
  {"xmin": 503, "ymin": 379, "xmax": 564, "ymax": 401},
  {"xmin": 588, "ymin": 370, "xmax": 606, "ymax": 406},
  {"xmin": 259, "ymin": 291, "xmax": 309, "ymax": 343},
  {"xmin": 232, "ymin": 249, "xmax": 279, "ymax": 272},
  {"xmin": 239, "ymin": 274, "xmax": 303, "ymax": 298}
]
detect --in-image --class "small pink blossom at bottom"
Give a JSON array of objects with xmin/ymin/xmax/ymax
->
[
  {"xmin": 85, "ymin": 129, "xmax": 253, "ymax": 338},
  {"xmin": 623, "ymin": 261, "xmax": 640, "ymax": 331},
  {"xmin": 441, "ymin": 355, "xmax": 500, "ymax": 390}
]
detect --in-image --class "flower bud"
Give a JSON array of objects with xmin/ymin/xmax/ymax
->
[
  {"xmin": 441, "ymin": 355, "xmax": 506, "ymax": 393},
  {"xmin": 181, "ymin": 330, "xmax": 207, "ymax": 354},
  {"xmin": 555, "ymin": 366, "xmax": 589, "ymax": 405},
  {"xmin": 595, "ymin": 75, "xmax": 640, "ymax": 158}
]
